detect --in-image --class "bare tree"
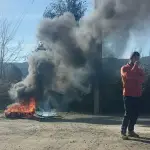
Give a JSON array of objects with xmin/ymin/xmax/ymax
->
[{"xmin": 0, "ymin": 19, "xmax": 23, "ymax": 79}]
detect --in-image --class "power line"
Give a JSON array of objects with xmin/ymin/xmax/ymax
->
[{"xmin": 10, "ymin": 0, "xmax": 35, "ymax": 38}]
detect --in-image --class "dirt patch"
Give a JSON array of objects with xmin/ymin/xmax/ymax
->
[{"xmin": 0, "ymin": 113, "xmax": 150, "ymax": 150}]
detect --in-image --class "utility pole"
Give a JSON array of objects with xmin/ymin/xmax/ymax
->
[
  {"xmin": 93, "ymin": 42, "xmax": 103, "ymax": 115},
  {"xmin": 94, "ymin": 0, "xmax": 99, "ymax": 9},
  {"xmin": 93, "ymin": 0, "xmax": 103, "ymax": 114}
]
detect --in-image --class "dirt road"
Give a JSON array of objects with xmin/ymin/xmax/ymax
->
[{"xmin": 0, "ymin": 113, "xmax": 150, "ymax": 150}]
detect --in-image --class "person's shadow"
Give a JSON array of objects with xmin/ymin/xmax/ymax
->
[{"xmin": 129, "ymin": 136, "xmax": 150, "ymax": 144}]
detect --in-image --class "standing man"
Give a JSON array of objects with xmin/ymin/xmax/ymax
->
[{"xmin": 121, "ymin": 51, "xmax": 144, "ymax": 140}]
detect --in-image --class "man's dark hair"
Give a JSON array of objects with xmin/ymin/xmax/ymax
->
[{"xmin": 130, "ymin": 51, "xmax": 140, "ymax": 59}]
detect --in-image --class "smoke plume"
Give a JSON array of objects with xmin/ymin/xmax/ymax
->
[{"xmin": 9, "ymin": 0, "xmax": 150, "ymax": 110}]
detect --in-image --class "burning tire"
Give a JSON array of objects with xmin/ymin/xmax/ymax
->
[
  {"xmin": 4, "ymin": 112, "xmax": 34, "ymax": 119},
  {"xmin": 4, "ymin": 98, "xmax": 36, "ymax": 119}
]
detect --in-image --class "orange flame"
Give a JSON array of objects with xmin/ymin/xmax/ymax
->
[{"xmin": 4, "ymin": 98, "xmax": 36, "ymax": 118}]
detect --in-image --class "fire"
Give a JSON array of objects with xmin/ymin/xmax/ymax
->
[{"xmin": 4, "ymin": 98, "xmax": 36, "ymax": 119}]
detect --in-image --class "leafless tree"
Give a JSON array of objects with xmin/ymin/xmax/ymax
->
[{"xmin": 0, "ymin": 19, "xmax": 24, "ymax": 79}]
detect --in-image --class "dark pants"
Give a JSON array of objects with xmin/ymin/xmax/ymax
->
[{"xmin": 121, "ymin": 96, "xmax": 140, "ymax": 134}]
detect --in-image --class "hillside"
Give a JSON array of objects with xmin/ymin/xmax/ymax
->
[
  {"xmin": 15, "ymin": 56, "xmax": 150, "ymax": 78},
  {"xmin": 14, "ymin": 62, "xmax": 28, "ymax": 77}
]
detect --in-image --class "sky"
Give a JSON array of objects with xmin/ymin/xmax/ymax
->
[
  {"xmin": 0, "ymin": 0, "xmax": 150, "ymax": 61},
  {"xmin": 0, "ymin": 0, "xmax": 94, "ymax": 61}
]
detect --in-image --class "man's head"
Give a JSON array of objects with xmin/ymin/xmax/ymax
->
[{"xmin": 130, "ymin": 51, "xmax": 140, "ymax": 63}]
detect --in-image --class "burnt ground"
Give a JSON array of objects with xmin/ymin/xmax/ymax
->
[{"xmin": 0, "ymin": 113, "xmax": 150, "ymax": 150}]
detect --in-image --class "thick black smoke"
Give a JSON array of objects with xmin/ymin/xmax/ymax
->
[{"xmin": 9, "ymin": 0, "xmax": 150, "ymax": 110}]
